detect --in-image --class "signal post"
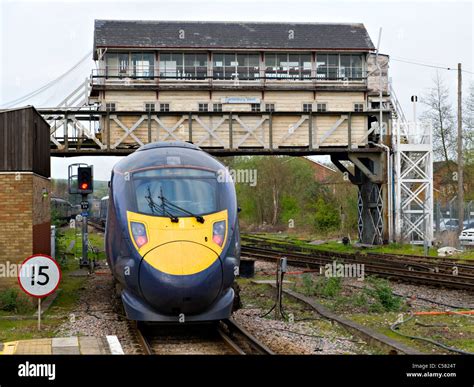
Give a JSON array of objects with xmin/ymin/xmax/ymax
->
[{"xmin": 68, "ymin": 164, "xmax": 94, "ymax": 271}]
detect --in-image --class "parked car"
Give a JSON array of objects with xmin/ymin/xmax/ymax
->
[
  {"xmin": 459, "ymin": 227, "xmax": 474, "ymax": 246},
  {"xmin": 436, "ymin": 218, "xmax": 460, "ymax": 232},
  {"xmin": 463, "ymin": 220, "xmax": 474, "ymax": 230}
]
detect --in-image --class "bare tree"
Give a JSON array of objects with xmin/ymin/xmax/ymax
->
[
  {"xmin": 421, "ymin": 72, "xmax": 456, "ymax": 163},
  {"xmin": 464, "ymin": 82, "xmax": 474, "ymax": 162}
]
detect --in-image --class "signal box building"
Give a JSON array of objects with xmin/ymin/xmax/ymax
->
[
  {"xmin": 89, "ymin": 20, "xmax": 390, "ymax": 151},
  {"xmin": 73, "ymin": 20, "xmax": 392, "ymax": 244}
]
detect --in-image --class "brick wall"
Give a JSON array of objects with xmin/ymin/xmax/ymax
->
[{"xmin": 0, "ymin": 173, "xmax": 51, "ymax": 289}]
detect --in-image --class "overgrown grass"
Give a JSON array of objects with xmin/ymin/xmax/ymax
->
[
  {"xmin": 349, "ymin": 312, "xmax": 474, "ymax": 354},
  {"xmin": 0, "ymin": 226, "xmax": 104, "ymax": 343},
  {"xmin": 301, "ymin": 274, "xmax": 342, "ymax": 298},
  {"xmin": 57, "ymin": 227, "xmax": 107, "ymax": 264},
  {"xmin": 0, "ymin": 289, "xmax": 34, "ymax": 314},
  {"xmin": 296, "ymin": 273, "xmax": 404, "ymax": 314},
  {"xmin": 363, "ymin": 277, "xmax": 403, "ymax": 313},
  {"xmin": 244, "ymin": 232, "xmax": 474, "ymax": 260}
]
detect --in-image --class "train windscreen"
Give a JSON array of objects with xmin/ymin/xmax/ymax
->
[{"xmin": 133, "ymin": 168, "xmax": 218, "ymax": 217}]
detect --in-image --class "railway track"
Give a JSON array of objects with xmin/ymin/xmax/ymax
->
[
  {"xmin": 135, "ymin": 319, "xmax": 273, "ymax": 355},
  {"xmin": 88, "ymin": 218, "xmax": 105, "ymax": 232},
  {"xmin": 241, "ymin": 238, "xmax": 474, "ymax": 291},
  {"xmin": 243, "ymin": 234, "xmax": 474, "ymax": 266}
]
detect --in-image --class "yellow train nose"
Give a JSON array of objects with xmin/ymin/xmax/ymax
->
[{"xmin": 143, "ymin": 241, "xmax": 219, "ymax": 275}]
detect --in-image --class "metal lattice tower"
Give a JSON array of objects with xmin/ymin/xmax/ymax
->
[{"xmin": 393, "ymin": 119, "xmax": 434, "ymax": 244}]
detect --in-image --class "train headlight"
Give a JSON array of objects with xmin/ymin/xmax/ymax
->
[
  {"xmin": 131, "ymin": 222, "xmax": 148, "ymax": 248},
  {"xmin": 212, "ymin": 220, "xmax": 226, "ymax": 247}
]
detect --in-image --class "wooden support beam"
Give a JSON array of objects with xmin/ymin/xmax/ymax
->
[
  {"xmin": 112, "ymin": 115, "xmax": 146, "ymax": 148},
  {"xmin": 278, "ymin": 115, "xmax": 308, "ymax": 145},
  {"xmin": 269, "ymin": 113, "xmax": 273, "ymax": 149},
  {"xmin": 234, "ymin": 115, "xmax": 267, "ymax": 148},
  {"xmin": 147, "ymin": 113, "xmax": 152, "ymax": 143},
  {"xmin": 229, "ymin": 112, "xmax": 233, "ymax": 149},
  {"xmin": 106, "ymin": 112, "xmax": 110, "ymax": 151},
  {"xmin": 349, "ymin": 154, "xmax": 380, "ymax": 183},
  {"xmin": 348, "ymin": 112, "xmax": 352, "ymax": 149},
  {"xmin": 319, "ymin": 115, "xmax": 348, "ymax": 145},
  {"xmin": 188, "ymin": 112, "xmax": 193, "ymax": 142},
  {"xmin": 153, "ymin": 115, "xmax": 186, "ymax": 142},
  {"xmin": 194, "ymin": 115, "xmax": 226, "ymax": 147}
]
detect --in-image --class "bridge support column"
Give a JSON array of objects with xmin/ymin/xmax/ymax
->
[
  {"xmin": 357, "ymin": 178, "xmax": 384, "ymax": 245},
  {"xmin": 332, "ymin": 151, "xmax": 389, "ymax": 245}
]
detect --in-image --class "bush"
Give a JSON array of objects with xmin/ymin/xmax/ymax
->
[
  {"xmin": 280, "ymin": 195, "xmax": 299, "ymax": 224},
  {"xmin": 321, "ymin": 276, "xmax": 342, "ymax": 298},
  {"xmin": 301, "ymin": 273, "xmax": 315, "ymax": 295},
  {"xmin": 364, "ymin": 277, "xmax": 402, "ymax": 312},
  {"xmin": 351, "ymin": 292, "xmax": 369, "ymax": 308},
  {"xmin": 301, "ymin": 274, "xmax": 343, "ymax": 298},
  {"xmin": 0, "ymin": 289, "xmax": 32, "ymax": 314},
  {"xmin": 314, "ymin": 198, "xmax": 340, "ymax": 232}
]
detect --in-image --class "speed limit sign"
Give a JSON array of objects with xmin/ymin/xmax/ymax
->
[
  {"xmin": 18, "ymin": 255, "xmax": 61, "ymax": 298},
  {"xmin": 18, "ymin": 255, "xmax": 61, "ymax": 331}
]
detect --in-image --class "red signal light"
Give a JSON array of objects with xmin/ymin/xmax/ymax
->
[{"xmin": 77, "ymin": 166, "xmax": 93, "ymax": 193}]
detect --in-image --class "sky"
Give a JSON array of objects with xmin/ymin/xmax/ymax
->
[{"xmin": 1, "ymin": 0, "xmax": 473, "ymax": 180}]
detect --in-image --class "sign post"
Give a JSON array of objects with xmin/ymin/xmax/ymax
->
[
  {"xmin": 38, "ymin": 298, "xmax": 41, "ymax": 330},
  {"xmin": 18, "ymin": 255, "xmax": 62, "ymax": 331}
]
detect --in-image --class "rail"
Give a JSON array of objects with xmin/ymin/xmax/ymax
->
[
  {"xmin": 241, "ymin": 236, "xmax": 474, "ymax": 291},
  {"xmin": 134, "ymin": 319, "xmax": 273, "ymax": 355}
]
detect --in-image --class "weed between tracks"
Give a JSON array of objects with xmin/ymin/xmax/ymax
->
[
  {"xmin": 292, "ymin": 271, "xmax": 474, "ymax": 354},
  {"xmin": 238, "ymin": 252, "xmax": 474, "ymax": 354},
  {"xmin": 236, "ymin": 277, "xmax": 378, "ymax": 354}
]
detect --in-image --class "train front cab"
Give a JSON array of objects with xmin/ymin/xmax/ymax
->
[{"xmin": 107, "ymin": 146, "xmax": 240, "ymax": 322}]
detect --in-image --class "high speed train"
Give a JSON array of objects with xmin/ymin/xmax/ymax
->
[{"xmin": 105, "ymin": 141, "xmax": 240, "ymax": 322}]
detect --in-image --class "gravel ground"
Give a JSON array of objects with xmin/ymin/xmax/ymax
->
[
  {"xmin": 236, "ymin": 261, "xmax": 374, "ymax": 354},
  {"xmin": 239, "ymin": 260, "xmax": 474, "ymax": 354},
  {"xmin": 253, "ymin": 260, "xmax": 474, "ymax": 312},
  {"xmin": 233, "ymin": 308, "xmax": 371, "ymax": 354},
  {"xmin": 56, "ymin": 268, "xmax": 141, "ymax": 354},
  {"xmin": 346, "ymin": 278, "xmax": 474, "ymax": 311}
]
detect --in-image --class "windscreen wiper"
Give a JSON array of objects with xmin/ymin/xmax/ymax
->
[
  {"xmin": 158, "ymin": 194, "xmax": 205, "ymax": 223},
  {"xmin": 145, "ymin": 186, "xmax": 179, "ymax": 222}
]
